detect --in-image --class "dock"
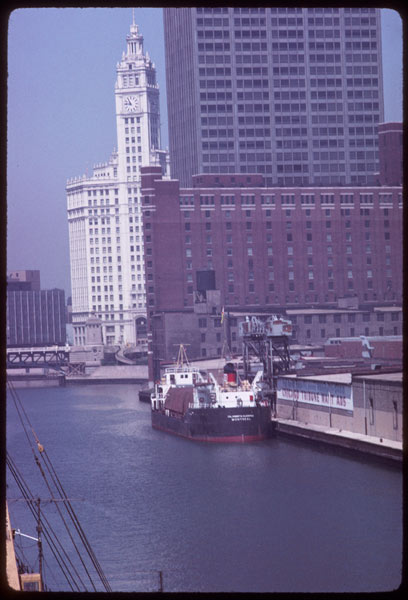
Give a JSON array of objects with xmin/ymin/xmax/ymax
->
[
  {"xmin": 7, "ymin": 364, "xmax": 149, "ymax": 388},
  {"xmin": 65, "ymin": 364, "xmax": 148, "ymax": 385},
  {"xmin": 272, "ymin": 417, "xmax": 402, "ymax": 463}
]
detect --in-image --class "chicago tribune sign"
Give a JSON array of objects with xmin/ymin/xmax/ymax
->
[{"xmin": 277, "ymin": 378, "xmax": 353, "ymax": 412}]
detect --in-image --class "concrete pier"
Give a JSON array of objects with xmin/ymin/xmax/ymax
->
[
  {"xmin": 7, "ymin": 364, "xmax": 149, "ymax": 387},
  {"xmin": 272, "ymin": 417, "xmax": 402, "ymax": 463},
  {"xmin": 65, "ymin": 364, "xmax": 148, "ymax": 385}
]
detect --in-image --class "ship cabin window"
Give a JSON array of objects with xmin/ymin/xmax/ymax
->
[{"xmin": 170, "ymin": 374, "xmax": 175, "ymax": 384}]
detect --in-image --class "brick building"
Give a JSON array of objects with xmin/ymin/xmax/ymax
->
[
  {"xmin": 324, "ymin": 333, "xmax": 402, "ymax": 361},
  {"xmin": 140, "ymin": 166, "xmax": 402, "ymax": 377},
  {"xmin": 141, "ymin": 167, "xmax": 402, "ymax": 310},
  {"xmin": 288, "ymin": 306, "xmax": 403, "ymax": 345},
  {"xmin": 377, "ymin": 122, "xmax": 403, "ymax": 186}
]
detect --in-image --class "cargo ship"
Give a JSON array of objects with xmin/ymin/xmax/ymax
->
[{"xmin": 150, "ymin": 347, "xmax": 272, "ymax": 443}]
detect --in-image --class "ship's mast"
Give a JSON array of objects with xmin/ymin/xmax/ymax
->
[{"xmin": 175, "ymin": 344, "xmax": 190, "ymax": 368}]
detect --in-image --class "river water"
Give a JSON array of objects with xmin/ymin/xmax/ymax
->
[{"xmin": 6, "ymin": 383, "xmax": 402, "ymax": 593}]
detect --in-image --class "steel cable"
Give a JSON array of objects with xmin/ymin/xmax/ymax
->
[{"xmin": 7, "ymin": 379, "xmax": 111, "ymax": 591}]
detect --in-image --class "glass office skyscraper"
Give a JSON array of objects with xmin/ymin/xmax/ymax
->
[{"xmin": 164, "ymin": 6, "xmax": 384, "ymax": 187}]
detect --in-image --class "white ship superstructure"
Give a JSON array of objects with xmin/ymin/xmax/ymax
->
[{"xmin": 67, "ymin": 15, "xmax": 169, "ymax": 347}]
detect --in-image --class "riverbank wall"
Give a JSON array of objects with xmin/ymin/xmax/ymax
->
[
  {"xmin": 65, "ymin": 364, "xmax": 148, "ymax": 385},
  {"xmin": 7, "ymin": 369, "xmax": 64, "ymax": 388},
  {"xmin": 272, "ymin": 417, "xmax": 403, "ymax": 463},
  {"xmin": 6, "ymin": 365, "xmax": 148, "ymax": 388}
]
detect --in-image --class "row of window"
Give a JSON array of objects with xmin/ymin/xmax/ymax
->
[
  {"xmin": 181, "ymin": 278, "xmax": 392, "ymax": 297},
  {"xmin": 302, "ymin": 326, "xmax": 400, "ymax": 340},
  {"xmin": 196, "ymin": 6, "xmax": 373, "ymax": 15},
  {"xmin": 185, "ymin": 226, "xmax": 389, "ymax": 245},
  {"xmin": 215, "ymin": 267, "xmax": 390, "ymax": 283},
  {"xmin": 179, "ymin": 195, "xmax": 399, "ymax": 209},
  {"xmin": 183, "ymin": 237, "xmax": 394, "ymax": 255},
  {"xmin": 198, "ymin": 42, "xmax": 378, "ymax": 56}
]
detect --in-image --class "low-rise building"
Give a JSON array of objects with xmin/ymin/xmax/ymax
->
[
  {"xmin": 287, "ymin": 305, "xmax": 402, "ymax": 345},
  {"xmin": 276, "ymin": 371, "xmax": 402, "ymax": 443},
  {"xmin": 324, "ymin": 335, "xmax": 402, "ymax": 361},
  {"xmin": 7, "ymin": 269, "xmax": 41, "ymax": 291},
  {"xmin": 148, "ymin": 302, "xmax": 402, "ymax": 376}
]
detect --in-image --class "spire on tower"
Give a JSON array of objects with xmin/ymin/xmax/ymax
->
[{"xmin": 127, "ymin": 9, "xmax": 143, "ymax": 56}]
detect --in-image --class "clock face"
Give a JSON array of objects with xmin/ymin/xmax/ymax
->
[{"xmin": 123, "ymin": 96, "xmax": 139, "ymax": 113}]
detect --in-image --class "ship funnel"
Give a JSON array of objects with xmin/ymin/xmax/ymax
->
[{"xmin": 224, "ymin": 362, "xmax": 237, "ymax": 384}]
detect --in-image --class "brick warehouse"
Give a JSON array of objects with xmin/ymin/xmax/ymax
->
[{"xmin": 140, "ymin": 166, "xmax": 402, "ymax": 379}]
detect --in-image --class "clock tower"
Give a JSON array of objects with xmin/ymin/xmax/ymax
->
[
  {"xmin": 115, "ymin": 16, "xmax": 163, "ymax": 183},
  {"xmin": 67, "ymin": 15, "xmax": 169, "ymax": 349}
]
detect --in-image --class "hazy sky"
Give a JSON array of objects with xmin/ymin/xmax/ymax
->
[{"xmin": 6, "ymin": 7, "xmax": 403, "ymax": 296}]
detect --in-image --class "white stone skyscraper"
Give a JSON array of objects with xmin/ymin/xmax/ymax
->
[{"xmin": 67, "ymin": 17, "xmax": 169, "ymax": 347}]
